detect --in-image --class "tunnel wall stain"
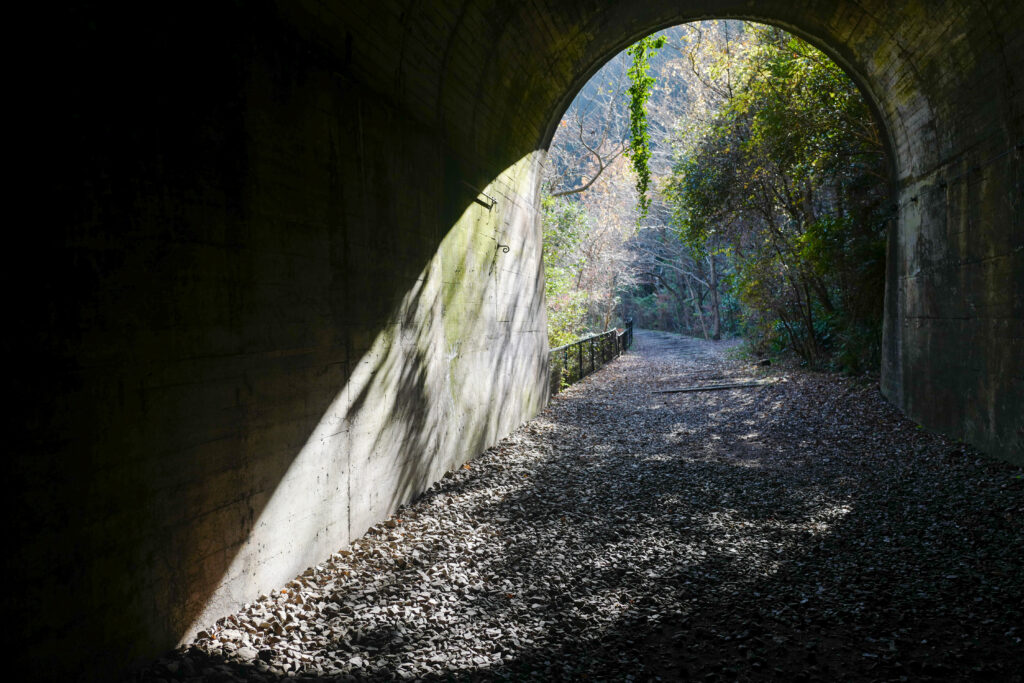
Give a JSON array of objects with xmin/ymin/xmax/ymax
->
[
  {"xmin": 12, "ymin": 4, "xmax": 550, "ymax": 679},
  {"xmin": 7, "ymin": 0, "xmax": 1021, "ymax": 679}
]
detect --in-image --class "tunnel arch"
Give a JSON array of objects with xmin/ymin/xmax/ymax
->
[
  {"xmin": 17, "ymin": 1, "xmax": 1021, "ymax": 678},
  {"xmin": 538, "ymin": 13, "xmax": 910, "ymax": 181},
  {"xmin": 539, "ymin": 15, "xmax": 905, "ymax": 363},
  {"xmin": 427, "ymin": 0, "xmax": 1019, "ymax": 461}
]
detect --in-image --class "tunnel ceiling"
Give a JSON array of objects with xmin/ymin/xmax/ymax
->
[{"xmin": 292, "ymin": 0, "xmax": 1020, "ymax": 191}]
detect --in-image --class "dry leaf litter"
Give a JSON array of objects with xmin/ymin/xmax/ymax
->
[{"xmin": 133, "ymin": 330, "xmax": 1023, "ymax": 682}]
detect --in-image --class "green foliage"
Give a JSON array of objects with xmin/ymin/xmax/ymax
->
[
  {"xmin": 626, "ymin": 35, "xmax": 666, "ymax": 222},
  {"xmin": 541, "ymin": 196, "xmax": 591, "ymax": 347},
  {"xmin": 664, "ymin": 24, "xmax": 888, "ymax": 371},
  {"xmin": 627, "ymin": 290, "xmax": 675, "ymax": 331},
  {"xmin": 542, "ymin": 194, "xmax": 587, "ymax": 268},
  {"xmin": 546, "ymin": 293, "xmax": 589, "ymax": 348}
]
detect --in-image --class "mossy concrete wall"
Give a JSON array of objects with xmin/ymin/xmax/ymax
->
[
  {"xmin": 13, "ymin": 5, "xmax": 549, "ymax": 679},
  {"xmin": 10, "ymin": 0, "xmax": 1021, "ymax": 679}
]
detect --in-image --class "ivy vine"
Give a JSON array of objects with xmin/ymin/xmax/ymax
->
[{"xmin": 625, "ymin": 35, "xmax": 666, "ymax": 222}]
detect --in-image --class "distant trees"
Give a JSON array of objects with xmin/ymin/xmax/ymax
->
[
  {"xmin": 541, "ymin": 198, "xmax": 589, "ymax": 347},
  {"xmin": 663, "ymin": 24, "xmax": 888, "ymax": 369},
  {"xmin": 542, "ymin": 22, "xmax": 889, "ymax": 371},
  {"xmin": 622, "ymin": 22, "xmax": 747, "ymax": 341},
  {"xmin": 628, "ymin": 219, "xmax": 731, "ymax": 341},
  {"xmin": 546, "ymin": 55, "xmax": 630, "ymax": 199},
  {"xmin": 542, "ymin": 49, "xmax": 638, "ymax": 347},
  {"xmin": 541, "ymin": 172, "xmax": 636, "ymax": 348}
]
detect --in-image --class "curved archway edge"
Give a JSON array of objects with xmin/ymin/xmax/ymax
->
[
  {"xmin": 16, "ymin": 1, "xmax": 1022, "ymax": 678},
  {"xmin": 519, "ymin": 2, "xmax": 1022, "ymax": 466}
]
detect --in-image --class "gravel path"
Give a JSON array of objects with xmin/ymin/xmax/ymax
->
[{"xmin": 137, "ymin": 330, "xmax": 1024, "ymax": 682}]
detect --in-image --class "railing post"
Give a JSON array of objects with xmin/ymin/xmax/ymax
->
[
  {"xmin": 549, "ymin": 327, "xmax": 628, "ymax": 393},
  {"xmin": 577, "ymin": 341, "xmax": 583, "ymax": 381}
]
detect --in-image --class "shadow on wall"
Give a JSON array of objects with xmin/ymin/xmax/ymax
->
[
  {"xmin": 134, "ymin": 366, "xmax": 1024, "ymax": 681},
  {"xmin": 183, "ymin": 151, "xmax": 551, "ymax": 645},
  {"xmin": 7, "ymin": 5, "xmax": 547, "ymax": 680}
]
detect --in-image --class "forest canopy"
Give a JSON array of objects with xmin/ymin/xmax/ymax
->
[{"xmin": 542, "ymin": 21, "xmax": 889, "ymax": 372}]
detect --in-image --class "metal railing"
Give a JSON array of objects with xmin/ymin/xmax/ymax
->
[{"xmin": 549, "ymin": 320, "xmax": 633, "ymax": 395}]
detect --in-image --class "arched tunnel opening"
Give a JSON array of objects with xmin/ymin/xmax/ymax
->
[
  {"xmin": 541, "ymin": 19, "xmax": 896, "ymax": 369},
  {"xmin": 9, "ymin": 2, "xmax": 1021, "ymax": 679}
]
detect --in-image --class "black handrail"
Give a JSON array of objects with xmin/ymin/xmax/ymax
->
[{"xmin": 548, "ymin": 319, "xmax": 633, "ymax": 395}]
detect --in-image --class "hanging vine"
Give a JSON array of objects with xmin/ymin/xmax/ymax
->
[{"xmin": 625, "ymin": 34, "xmax": 666, "ymax": 222}]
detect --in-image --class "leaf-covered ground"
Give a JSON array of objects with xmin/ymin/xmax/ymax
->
[{"xmin": 135, "ymin": 330, "xmax": 1024, "ymax": 682}]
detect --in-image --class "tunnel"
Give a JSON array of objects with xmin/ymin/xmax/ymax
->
[{"xmin": 11, "ymin": 1, "xmax": 1022, "ymax": 679}]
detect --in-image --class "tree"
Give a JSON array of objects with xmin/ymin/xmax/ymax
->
[
  {"xmin": 541, "ymin": 197, "xmax": 590, "ymax": 347},
  {"xmin": 663, "ymin": 24, "xmax": 888, "ymax": 368},
  {"xmin": 545, "ymin": 53, "xmax": 631, "ymax": 198}
]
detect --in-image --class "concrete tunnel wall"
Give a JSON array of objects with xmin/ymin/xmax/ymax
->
[{"xmin": 8, "ymin": 0, "xmax": 1021, "ymax": 679}]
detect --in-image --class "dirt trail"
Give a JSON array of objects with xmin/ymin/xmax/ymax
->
[{"xmin": 135, "ymin": 330, "xmax": 1024, "ymax": 682}]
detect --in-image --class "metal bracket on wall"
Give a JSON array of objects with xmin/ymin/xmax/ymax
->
[
  {"xmin": 462, "ymin": 180, "xmax": 497, "ymax": 211},
  {"xmin": 487, "ymin": 236, "xmax": 510, "ymax": 255}
]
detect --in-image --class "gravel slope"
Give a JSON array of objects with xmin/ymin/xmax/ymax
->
[{"xmin": 135, "ymin": 330, "xmax": 1024, "ymax": 682}]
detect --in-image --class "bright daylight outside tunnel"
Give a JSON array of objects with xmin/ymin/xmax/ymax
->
[{"xmin": 10, "ymin": 2, "xmax": 1022, "ymax": 681}]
